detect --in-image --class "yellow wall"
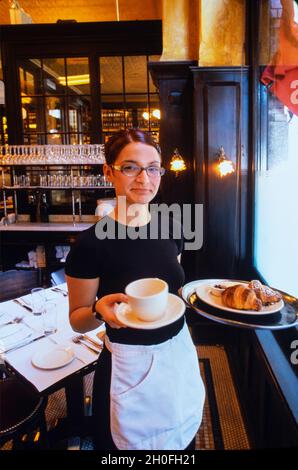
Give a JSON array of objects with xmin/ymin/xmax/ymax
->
[
  {"xmin": 199, "ymin": 0, "xmax": 246, "ymax": 66},
  {"xmin": 161, "ymin": 0, "xmax": 199, "ymax": 61},
  {"xmin": 161, "ymin": 0, "xmax": 245, "ymax": 65}
]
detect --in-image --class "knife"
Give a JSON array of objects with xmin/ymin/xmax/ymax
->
[
  {"xmin": 13, "ymin": 299, "xmax": 33, "ymax": 312},
  {"xmin": 82, "ymin": 334, "xmax": 103, "ymax": 349},
  {"xmin": 52, "ymin": 287, "xmax": 68, "ymax": 296}
]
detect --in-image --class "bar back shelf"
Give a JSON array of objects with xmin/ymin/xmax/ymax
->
[{"xmin": 0, "ymin": 145, "xmax": 114, "ymax": 226}]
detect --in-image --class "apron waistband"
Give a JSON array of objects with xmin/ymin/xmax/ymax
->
[{"xmin": 105, "ymin": 321, "xmax": 187, "ymax": 357}]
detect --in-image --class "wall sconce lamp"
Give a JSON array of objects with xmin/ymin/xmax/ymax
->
[
  {"xmin": 169, "ymin": 148, "xmax": 187, "ymax": 177},
  {"xmin": 215, "ymin": 146, "xmax": 235, "ymax": 177}
]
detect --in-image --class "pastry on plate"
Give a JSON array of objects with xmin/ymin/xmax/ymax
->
[
  {"xmin": 248, "ymin": 280, "xmax": 282, "ymax": 305},
  {"xmin": 222, "ymin": 284, "xmax": 262, "ymax": 311}
]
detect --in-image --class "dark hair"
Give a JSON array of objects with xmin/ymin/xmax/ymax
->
[{"xmin": 104, "ymin": 129, "xmax": 161, "ymax": 165}]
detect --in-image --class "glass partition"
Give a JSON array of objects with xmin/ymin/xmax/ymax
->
[
  {"xmin": 254, "ymin": 0, "xmax": 298, "ymax": 297},
  {"xmin": 18, "ymin": 54, "xmax": 160, "ymax": 145},
  {"xmin": 18, "ymin": 57, "xmax": 92, "ymax": 145},
  {"xmin": 99, "ymin": 55, "xmax": 160, "ymax": 142}
]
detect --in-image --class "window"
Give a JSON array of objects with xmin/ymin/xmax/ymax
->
[
  {"xmin": 100, "ymin": 55, "xmax": 160, "ymax": 143},
  {"xmin": 19, "ymin": 58, "xmax": 91, "ymax": 145},
  {"xmin": 18, "ymin": 55, "xmax": 161, "ymax": 145},
  {"xmin": 254, "ymin": 0, "xmax": 298, "ymax": 297}
]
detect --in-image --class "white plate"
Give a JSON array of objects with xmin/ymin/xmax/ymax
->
[
  {"xmin": 0, "ymin": 323, "xmax": 23, "ymax": 339},
  {"xmin": 0, "ymin": 310, "xmax": 6, "ymax": 319},
  {"xmin": 31, "ymin": 345, "xmax": 75, "ymax": 370},
  {"xmin": 195, "ymin": 280, "xmax": 284, "ymax": 315},
  {"xmin": 115, "ymin": 293, "xmax": 186, "ymax": 329}
]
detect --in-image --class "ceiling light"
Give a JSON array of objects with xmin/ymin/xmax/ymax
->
[
  {"xmin": 58, "ymin": 74, "xmax": 90, "ymax": 86},
  {"xmin": 152, "ymin": 109, "xmax": 161, "ymax": 119}
]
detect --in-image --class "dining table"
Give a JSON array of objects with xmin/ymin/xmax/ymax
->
[{"xmin": 0, "ymin": 282, "xmax": 105, "ymax": 445}]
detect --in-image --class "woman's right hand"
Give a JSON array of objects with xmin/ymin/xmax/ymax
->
[{"xmin": 96, "ymin": 293, "xmax": 128, "ymax": 329}]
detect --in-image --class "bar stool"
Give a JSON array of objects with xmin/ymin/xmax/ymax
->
[{"xmin": 0, "ymin": 375, "xmax": 48, "ymax": 449}]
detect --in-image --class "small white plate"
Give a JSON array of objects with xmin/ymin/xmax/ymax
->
[
  {"xmin": 31, "ymin": 345, "xmax": 75, "ymax": 370},
  {"xmin": 116, "ymin": 293, "xmax": 186, "ymax": 329},
  {"xmin": 0, "ymin": 311, "xmax": 6, "ymax": 319},
  {"xmin": 0, "ymin": 323, "xmax": 23, "ymax": 339},
  {"xmin": 195, "ymin": 280, "xmax": 284, "ymax": 315}
]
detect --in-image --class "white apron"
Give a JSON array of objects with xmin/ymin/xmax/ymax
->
[{"xmin": 105, "ymin": 322, "xmax": 205, "ymax": 450}]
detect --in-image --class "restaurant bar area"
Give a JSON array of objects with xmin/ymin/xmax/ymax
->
[{"xmin": 0, "ymin": 0, "xmax": 297, "ymax": 458}]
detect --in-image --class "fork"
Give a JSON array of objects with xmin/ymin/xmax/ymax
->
[
  {"xmin": 72, "ymin": 336, "xmax": 101, "ymax": 355},
  {"xmin": 0, "ymin": 316, "xmax": 23, "ymax": 328},
  {"xmin": 75, "ymin": 334, "xmax": 103, "ymax": 350}
]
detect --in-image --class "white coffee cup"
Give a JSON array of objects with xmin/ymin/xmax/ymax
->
[{"xmin": 125, "ymin": 278, "xmax": 169, "ymax": 322}]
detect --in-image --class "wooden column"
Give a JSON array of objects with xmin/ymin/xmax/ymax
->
[
  {"xmin": 149, "ymin": 61, "xmax": 196, "ymax": 206},
  {"xmin": 149, "ymin": 61, "xmax": 198, "ymax": 281},
  {"xmin": 191, "ymin": 66, "xmax": 250, "ymax": 279},
  {"xmin": 161, "ymin": 0, "xmax": 199, "ymax": 61}
]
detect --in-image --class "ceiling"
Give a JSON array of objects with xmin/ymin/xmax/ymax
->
[{"xmin": 0, "ymin": 0, "xmax": 162, "ymax": 24}]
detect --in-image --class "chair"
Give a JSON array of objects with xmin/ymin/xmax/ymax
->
[
  {"xmin": 0, "ymin": 269, "xmax": 39, "ymax": 302},
  {"xmin": 50, "ymin": 268, "xmax": 65, "ymax": 286},
  {"xmin": 0, "ymin": 374, "xmax": 48, "ymax": 449}
]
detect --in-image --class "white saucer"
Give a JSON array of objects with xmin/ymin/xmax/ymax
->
[
  {"xmin": 31, "ymin": 345, "xmax": 75, "ymax": 370},
  {"xmin": 115, "ymin": 293, "xmax": 186, "ymax": 329}
]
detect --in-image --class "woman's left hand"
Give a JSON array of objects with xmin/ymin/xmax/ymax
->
[{"xmin": 96, "ymin": 293, "xmax": 129, "ymax": 329}]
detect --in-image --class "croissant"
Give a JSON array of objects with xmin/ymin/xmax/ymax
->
[
  {"xmin": 248, "ymin": 280, "xmax": 282, "ymax": 305},
  {"xmin": 222, "ymin": 284, "xmax": 262, "ymax": 311}
]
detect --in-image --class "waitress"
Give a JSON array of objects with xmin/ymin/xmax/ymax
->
[{"xmin": 65, "ymin": 129, "xmax": 205, "ymax": 450}]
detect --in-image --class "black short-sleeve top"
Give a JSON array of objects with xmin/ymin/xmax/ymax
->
[{"xmin": 65, "ymin": 213, "xmax": 185, "ymax": 344}]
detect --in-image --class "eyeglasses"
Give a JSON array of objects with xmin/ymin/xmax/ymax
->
[{"xmin": 110, "ymin": 164, "xmax": 166, "ymax": 178}]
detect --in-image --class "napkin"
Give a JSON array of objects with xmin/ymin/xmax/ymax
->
[
  {"xmin": 85, "ymin": 323, "xmax": 106, "ymax": 346},
  {"xmin": 0, "ymin": 311, "xmax": 11, "ymax": 325},
  {"xmin": 0, "ymin": 324, "xmax": 39, "ymax": 353}
]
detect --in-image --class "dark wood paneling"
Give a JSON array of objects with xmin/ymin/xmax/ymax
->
[
  {"xmin": 149, "ymin": 61, "xmax": 197, "ymax": 281},
  {"xmin": 0, "ymin": 269, "xmax": 39, "ymax": 301},
  {"xmin": 149, "ymin": 61, "xmax": 196, "ymax": 205},
  {"xmin": 191, "ymin": 67, "xmax": 249, "ymax": 279},
  {"xmin": 226, "ymin": 328, "xmax": 298, "ymax": 448}
]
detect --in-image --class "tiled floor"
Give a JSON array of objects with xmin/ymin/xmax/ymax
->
[{"xmin": 196, "ymin": 344, "xmax": 250, "ymax": 450}]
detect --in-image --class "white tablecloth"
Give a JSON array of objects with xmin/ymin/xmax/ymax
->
[{"xmin": 0, "ymin": 283, "xmax": 104, "ymax": 393}]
